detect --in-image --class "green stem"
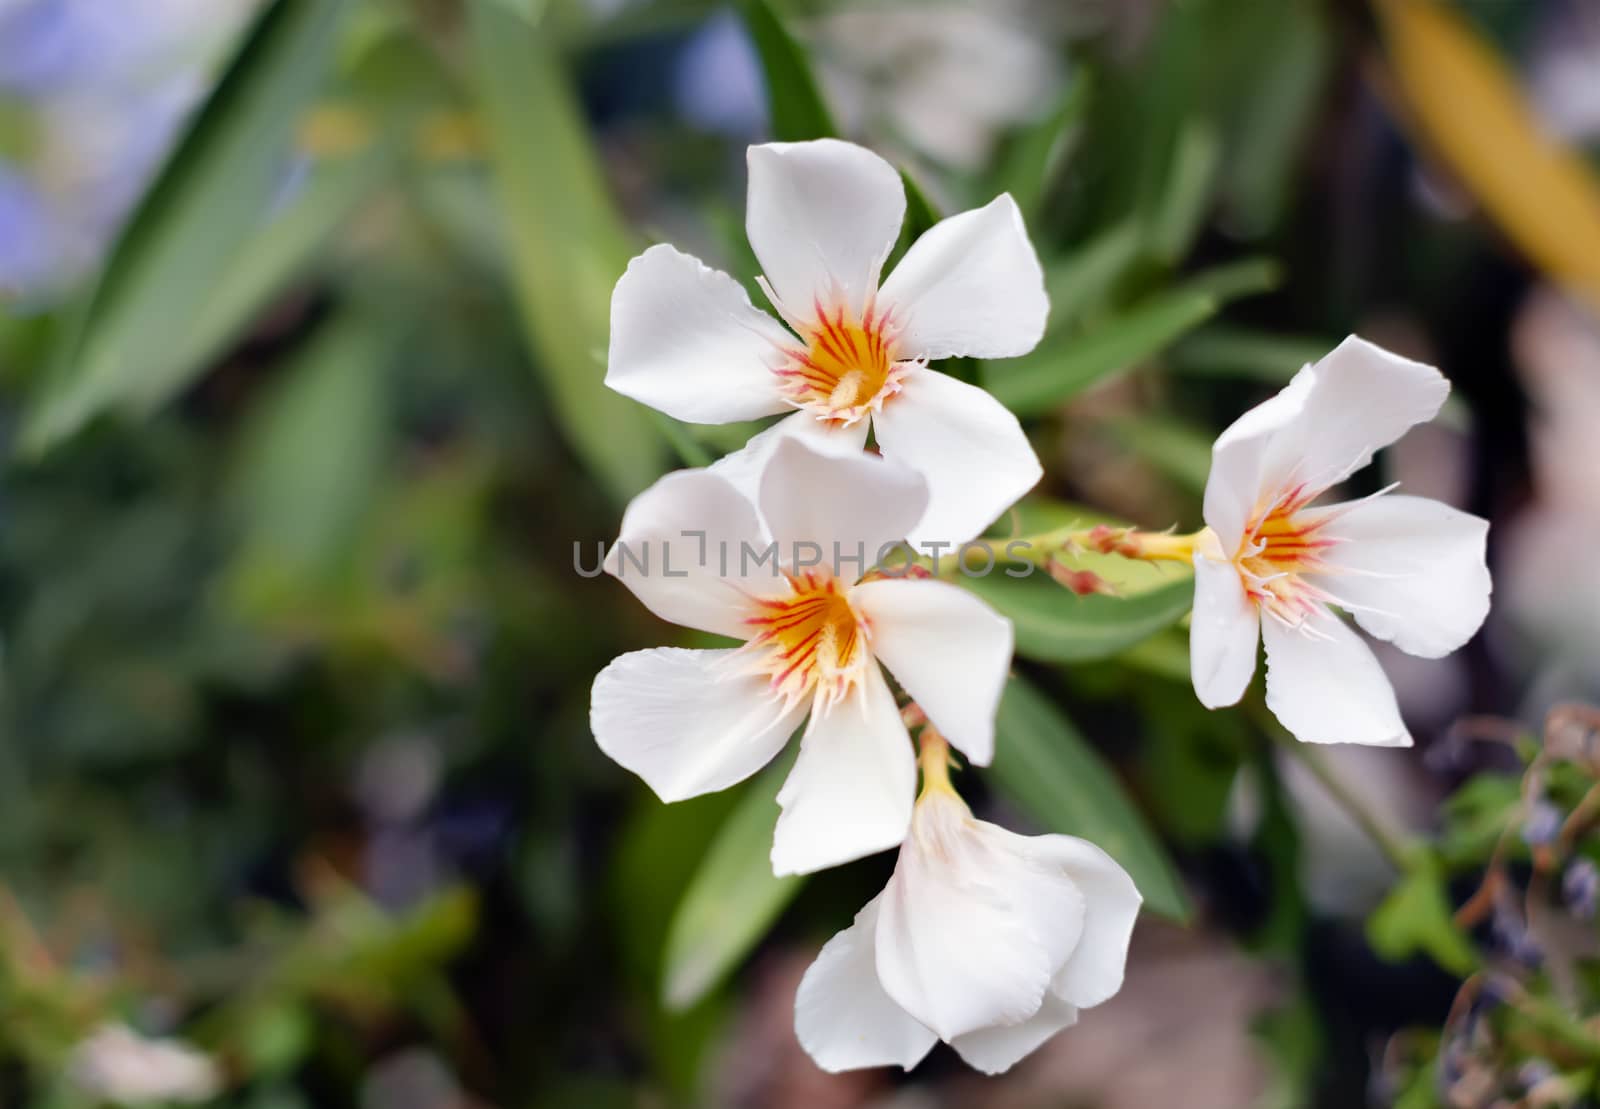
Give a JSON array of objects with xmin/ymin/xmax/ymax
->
[
  {"xmin": 924, "ymin": 525, "xmax": 1202, "ymax": 578},
  {"xmin": 1271, "ymin": 730, "xmax": 1415, "ymax": 872}
]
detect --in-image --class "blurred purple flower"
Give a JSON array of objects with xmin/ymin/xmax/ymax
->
[
  {"xmin": 0, "ymin": 0, "xmax": 256, "ymax": 299},
  {"xmin": 674, "ymin": 11, "xmax": 766, "ymax": 139}
]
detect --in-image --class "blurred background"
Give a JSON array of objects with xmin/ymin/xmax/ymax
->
[{"xmin": 2, "ymin": 0, "xmax": 1600, "ymax": 1105}]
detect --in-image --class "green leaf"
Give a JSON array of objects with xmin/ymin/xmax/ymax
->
[
  {"xmin": 660, "ymin": 758, "xmax": 804, "ymax": 1011},
  {"xmin": 1105, "ymin": 413, "xmax": 1214, "ymax": 494},
  {"xmin": 989, "ymin": 287, "xmax": 1217, "ymax": 414},
  {"xmin": 1039, "ymin": 222, "xmax": 1143, "ymax": 337},
  {"xmin": 1168, "ymin": 326, "xmax": 1333, "ymax": 383},
  {"xmin": 225, "ymin": 310, "xmax": 392, "ymax": 597},
  {"xmin": 994, "ymin": 69, "xmax": 1092, "ymax": 222},
  {"xmin": 1366, "ymin": 856, "xmax": 1478, "ymax": 976},
  {"xmin": 22, "ymin": 0, "xmax": 350, "ymax": 454},
  {"xmin": 990, "ymin": 675, "xmax": 1189, "ymax": 920},
  {"xmin": 987, "ymin": 259, "xmax": 1279, "ymax": 414},
  {"xmin": 961, "ymin": 572, "xmax": 1194, "ymax": 662},
  {"xmin": 470, "ymin": 0, "xmax": 664, "ymax": 501},
  {"xmin": 738, "ymin": 0, "xmax": 836, "ymax": 142},
  {"xmin": 135, "ymin": 144, "xmax": 394, "ymax": 415},
  {"xmin": 1148, "ymin": 116, "xmax": 1222, "ymax": 265}
]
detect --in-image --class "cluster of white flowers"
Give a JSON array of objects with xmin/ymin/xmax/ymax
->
[{"xmin": 591, "ymin": 138, "xmax": 1492, "ymax": 1074}]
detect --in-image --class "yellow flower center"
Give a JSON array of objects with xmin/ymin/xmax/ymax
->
[
  {"xmin": 1234, "ymin": 483, "xmax": 1338, "ymax": 626},
  {"xmin": 741, "ymin": 569, "xmax": 867, "ymax": 711},
  {"xmin": 776, "ymin": 301, "xmax": 905, "ymax": 424}
]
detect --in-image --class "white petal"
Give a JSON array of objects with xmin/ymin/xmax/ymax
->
[
  {"xmin": 875, "ymin": 793, "xmax": 1053, "ymax": 1040},
  {"xmin": 1262, "ymin": 608, "xmax": 1411, "ymax": 746},
  {"xmin": 948, "ymin": 993, "xmax": 1078, "ymax": 1075},
  {"xmin": 872, "ymin": 367, "xmax": 1042, "ymax": 549},
  {"xmin": 877, "ymin": 193, "xmax": 1048, "ymax": 361},
  {"xmin": 794, "ymin": 895, "xmax": 938, "ymax": 1072},
  {"xmin": 757, "ymin": 437, "xmax": 929, "ymax": 576},
  {"xmin": 605, "ymin": 467, "xmax": 770, "ymax": 639},
  {"xmin": 606, "ymin": 244, "xmax": 794, "ymax": 423},
  {"xmin": 745, "ymin": 140, "xmax": 905, "ymax": 320},
  {"xmin": 1202, "ymin": 368, "xmax": 1314, "ymax": 552},
  {"xmin": 1015, "ymin": 835, "xmax": 1142, "ymax": 1009},
  {"xmin": 771, "ymin": 664, "xmax": 915, "ymax": 875},
  {"xmin": 1189, "ymin": 552, "xmax": 1260, "ymax": 709},
  {"xmin": 1255, "ymin": 336, "xmax": 1449, "ymax": 502},
  {"xmin": 704, "ymin": 409, "xmax": 869, "ymax": 507},
  {"xmin": 590, "ymin": 648, "xmax": 806, "ymax": 802},
  {"xmin": 848, "ymin": 578, "xmax": 1012, "ymax": 765},
  {"xmin": 969, "ymin": 824, "xmax": 1088, "ymax": 977},
  {"xmin": 1307, "ymin": 493, "xmax": 1492, "ymax": 659}
]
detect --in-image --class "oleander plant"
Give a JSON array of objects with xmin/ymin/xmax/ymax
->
[{"xmin": 1, "ymin": 0, "xmax": 1599, "ymax": 1107}]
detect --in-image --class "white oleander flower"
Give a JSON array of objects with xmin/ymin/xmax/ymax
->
[
  {"xmin": 589, "ymin": 438, "xmax": 1013, "ymax": 875},
  {"xmin": 66, "ymin": 1023, "xmax": 221, "ymax": 1106},
  {"xmin": 1189, "ymin": 336, "xmax": 1492, "ymax": 746},
  {"xmin": 605, "ymin": 138, "xmax": 1047, "ymax": 549},
  {"xmin": 794, "ymin": 764, "xmax": 1140, "ymax": 1075}
]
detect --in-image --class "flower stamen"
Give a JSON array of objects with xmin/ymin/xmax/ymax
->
[
  {"xmin": 1234, "ymin": 482, "xmax": 1342, "ymax": 629},
  {"xmin": 775, "ymin": 298, "xmax": 907, "ymax": 424},
  {"xmin": 738, "ymin": 569, "xmax": 867, "ymax": 712}
]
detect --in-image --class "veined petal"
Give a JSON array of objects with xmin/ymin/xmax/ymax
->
[
  {"xmin": 1018, "ymin": 835, "xmax": 1141, "ymax": 1009},
  {"xmin": 871, "ymin": 367, "xmax": 1042, "ymax": 549},
  {"xmin": 948, "ymin": 993, "xmax": 1078, "ymax": 1076},
  {"xmin": 606, "ymin": 244, "xmax": 794, "ymax": 423},
  {"xmin": 1189, "ymin": 551, "xmax": 1260, "ymax": 709},
  {"xmin": 746, "ymin": 140, "xmax": 905, "ymax": 321},
  {"xmin": 705, "ymin": 409, "xmax": 869, "ymax": 507},
  {"xmin": 605, "ymin": 468, "xmax": 770, "ymax": 639},
  {"xmin": 877, "ymin": 193, "xmax": 1048, "ymax": 361},
  {"xmin": 771, "ymin": 664, "xmax": 915, "ymax": 875},
  {"xmin": 1203, "ymin": 370, "xmax": 1313, "ymax": 552},
  {"xmin": 1262, "ymin": 608, "xmax": 1411, "ymax": 747},
  {"xmin": 758, "ymin": 437, "xmax": 928, "ymax": 575},
  {"xmin": 794, "ymin": 895, "xmax": 938, "ymax": 1072},
  {"xmin": 875, "ymin": 792, "xmax": 1053, "ymax": 1040},
  {"xmin": 590, "ymin": 648, "xmax": 806, "ymax": 802},
  {"xmin": 848, "ymin": 578, "xmax": 1012, "ymax": 765},
  {"xmin": 1306, "ymin": 493, "xmax": 1491, "ymax": 659},
  {"xmin": 1256, "ymin": 336, "xmax": 1450, "ymax": 500}
]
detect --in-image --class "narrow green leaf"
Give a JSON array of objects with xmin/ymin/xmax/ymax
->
[
  {"xmin": 1168, "ymin": 326, "xmax": 1333, "ymax": 383},
  {"xmin": 989, "ymin": 287, "xmax": 1217, "ymax": 415},
  {"xmin": 1039, "ymin": 222, "xmax": 1143, "ymax": 336},
  {"xmin": 989, "ymin": 258, "xmax": 1280, "ymax": 415},
  {"xmin": 991, "ymin": 676, "xmax": 1189, "ymax": 920},
  {"xmin": 994, "ymin": 69, "xmax": 1092, "ymax": 222},
  {"xmin": 1148, "ymin": 116, "xmax": 1222, "ymax": 265},
  {"xmin": 959, "ymin": 572, "xmax": 1194, "ymax": 663},
  {"xmin": 660, "ymin": 758, "xmax": 804, "ymax": 1011},
  {"xmin": 1180, "ymin": 256, "xmax": 1281, "ymax": 300},
  {"xmin": 738, "ymin": 0, "xmax": 836, "ymax": 142},
  {"xmin": 1105, "ymin": 413, "xmax": 1214, "ymax": 494},
  {"xmin": 470, "ymin": 0, "xmax": 663, "ymax": 501},
  {"xmin": 133, "ymin": 145, "xmax": 394, "ymax": 414},
  {"xmin": 22, "ymin": 0, "xmax": 350, "ymax": 454},
  {"xmin": 226, "ymin": 311, "xmax": 392, "ymax": 595},
  {"xmin": 900, "ymin": 171, "xmax": 941, "ymax": 241}
]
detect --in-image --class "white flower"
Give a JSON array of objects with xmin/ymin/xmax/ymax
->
[
  {"xmin": 590, "ymin": 438, "xmax": 1013, "ymax": 875},
  {"xmin": 605, "ymin": 138, "xmax": 1047, "ymax": 549},
  {"xmin": 67, "ymin": 1023, "xmax": 221, "ymax": 1106},
  {"xmin": 812, "ymin": 0, "xmax": 1078, "ymax": 171},
  {"xmin": 794, "ymin": 769, "xmax": 1140, "ymax": 1075},
  {"xmin": 1190, "ymin": 336, "xmax": 1492, "ymax": 746}
]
